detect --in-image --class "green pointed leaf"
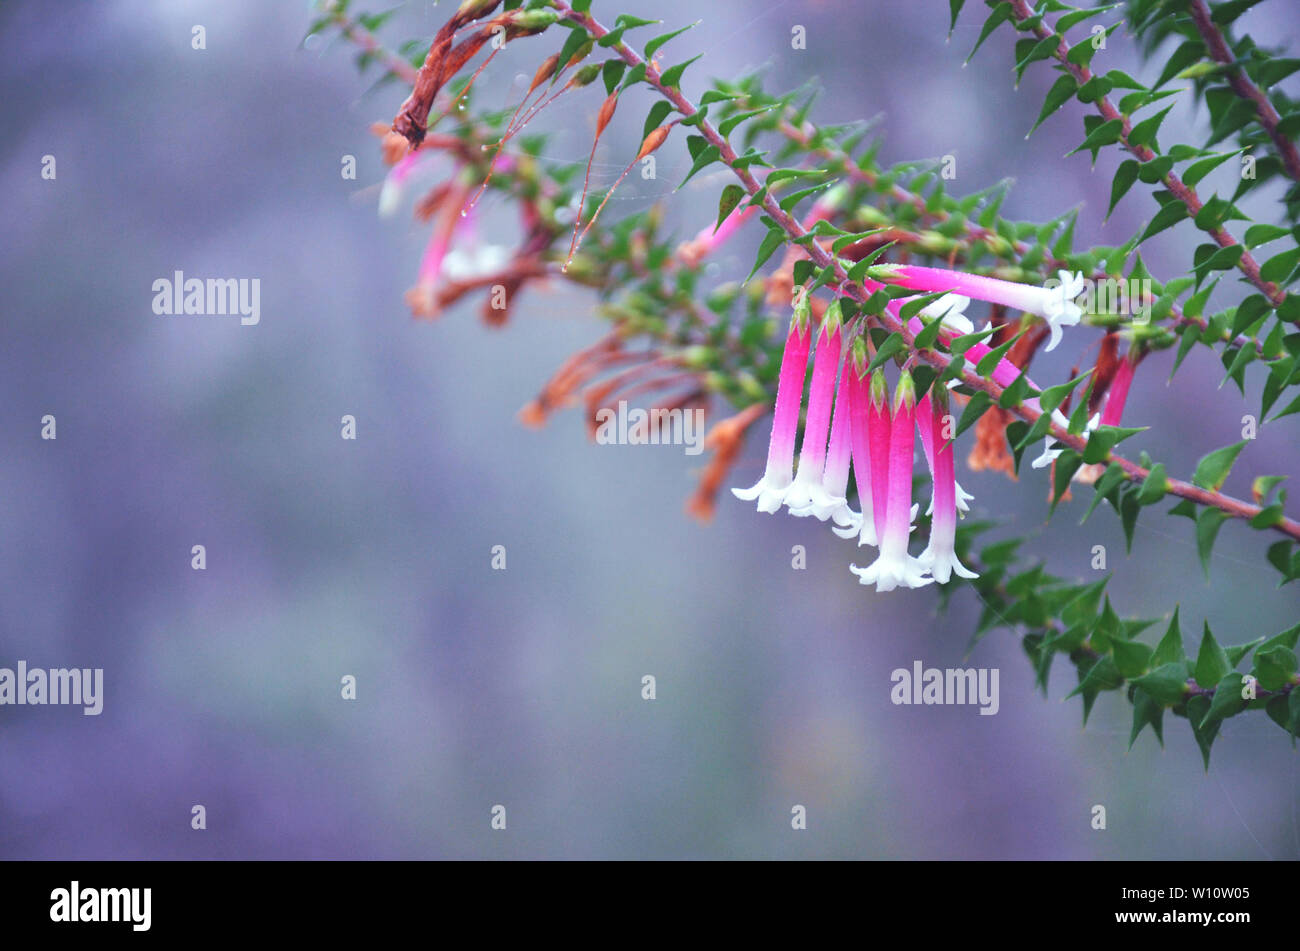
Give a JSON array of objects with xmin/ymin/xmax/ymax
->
[
  {"xmin": 641, "ymin": 99, "xmax": 673, "ymax": 142},
  {"xmin": 1201, "ymin": 672, "xmax": 1247, "ymax": 725},
  {"xmin": 1139, "ymin": 202, "xmax": 1189, "ymax": 243},
  {"xmin": 1187, "ymin": 694, "xmax": 1218, "ymax": 769},
  {"xmin": 1131, "ymin": 662, "xmax": 1190, "ymax": 704},
  {"xmin": 948, "ymin": 0, "xmax": 966, "ymax": 35},
  {"xmin": 1107, "ymin": 160, "xmax": 1140, "ymax": 221},
  {"xmin": 1192, "ymin": 441, "xmax": 1246, "ymax": 491},
  {"xmin": 1152, "ymin": 608, "xmax": 1184, "ymax": 667},
  {"xmin": 1243, "ymin": 223, "xmax": 1290, "ymax": 249},
  {"xmin": 714, "ymin": 183, "xmax": 745, "ymax": 233},
  {"xmin": 644, "ymin": 21, "xmax": 697, "ymax": 59},
  {"xmin": 1252, "ymin": 645, "xmax": 1298, "ymax": 691},
  {"xmin": 658, "ymin": 54, "xmax": 701, "ymax": 89},
  {"xmin": 1137, "ymin": 463, "xmax": 1167, "ymax": 505},
  {"xmin": 1113, "ymin": 637, "xmax": 1154, "ymax": 679},
  {"xmin": 866, "ymin": 333, "xmax": 906, "ymax": 373},
  {"xmin": 966, "ymin": 1, "xmax": 1013, "ymax": 64},
  {"xmin": 1194, "ymin": 622, "xmax": 1230, "ymax": 688},
  {"xmin": 1129, "ymin": 687, "xmax": 1165, "ymax": 748},
  {"xmin": 1082, "ymin": 463, "xmax": 1127, "ymax": 523},
  {"xmin": 1181, "ymin": 150, "xmax": 1239, "ymax": 188},
  {"xmin": 1029, "ymin": 74, "xmax": 1078, "ymax": 136},
  {"xmin": 1068, "ymin": 118, "xmax": 1123, "ymax": 165},
  {"xmin": 1128, "ymin": 105, "xmax": 1173, "ymax": 151},
  {"xmin": 743, "ymin": 226, "xmax": 784, "ymax": 284},
  {"xmin": 956, "ymin": 391, "xmax": 993, "ymax": 438},
  {"xmin": 1195, "ymin": 507, "xmax": 1228, "ymax": 579}
]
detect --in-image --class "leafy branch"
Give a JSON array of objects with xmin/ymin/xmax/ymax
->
[
  {"xmin": 1185, "ymin": 0, "xmax": 1300, "ymax": 183},
  {"xmin": 551, "ymin": 0, "xmax": 1300, "ymax": 542},
  {"xmin": 310, "ymin": 0, "xmax": 1300, "ymax": 760},
  {"xmin": 999, "ymin": 0, "xmax": 1290, "ymax": 311}
]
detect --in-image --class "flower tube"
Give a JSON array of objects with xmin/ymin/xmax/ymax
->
[
  {"xmin": 820, "ymin": 363, "xmax": 863, "ymax": 534},
  {"xmin": 918, "ymin": 388, "xmax": 978, "ymax": 584},
  {"xmin": 915, "ymin": 392, "xmax": 975, "ymax": 515},
  {"xmin": 731, "ymin": 297, "xmax": 812, "ymax": 513},
  {"xmin": 850, "ymin": 370, "xmax": 934, "ymax": 591},
  {"xmin": 784, "ymin": 301, "xmax": 844, "ymax": 514},
  {"xmin": 870, "ymin": 264, "xmax": 1086, "ymax": 351}
]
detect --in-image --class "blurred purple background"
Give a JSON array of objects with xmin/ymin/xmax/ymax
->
[{"xmin": 1, "ymin": 0, "xmax": 1298, "ymax": 859}]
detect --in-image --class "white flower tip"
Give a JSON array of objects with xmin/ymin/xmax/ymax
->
[
  {"xmin": 377, "ymin": 184, "xmax": 401, "ymax": 218},
  {"xmin": 1044, "ymin": 322, "xmax": 1063, "ymax": 352}
]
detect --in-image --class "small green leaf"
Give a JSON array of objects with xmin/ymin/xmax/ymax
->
[
  {"xmin": 1029, "ymin": 74, "xmax": 1078, "ymax": 136},
  {"xmin": 1068, "ymin": 118, "xmax": 1123, "ymax": 165},
  {"xmin": 1137, "ymin": 463, "xmax": 1168, "ymax": 505},
  {"xmin": 642, "ymin": 99, "xmax": 673, "ymax": 141},
  {"xmin": 1131, "ymin": 662, "xmax": 1189, "ymax": 704},
  {"xmin": 1152, "ymin": 608, "xmax": 1184, "ymax": 667},
  {"xmin": 644, "ymin": 21, "xmax": 697, "ymax": 59},
  {"xmin": 1128, "ymin": 105, "xmax": 1173, "ymax": 151},
  {"xmin": 743, "ymin": 226, "xmax": 784, "ymax": 284},
  {"xmin": 866, "ymin": 333, "xmax": 906, "ymax": 373},
  {"xmin": 1112, "ymin": 637, "xmax": 1154, "ymax": 679},
  {"xmin": 658, "ymin": 54, "xmax": 701, "ymax": 89},
  {"xmin": 1253, "ymin": 645, "xmax": 1299, "ymax": 691},
  {"xmin": 1194, "ymin": 622, "xmax": 1230, "ymax": 688},
  {"xmin": 1195, "ymin": 507, "xmax": 1228, "ymax": 579},
  {"xmin": 1107, "ymin": 160, "xmax": 1140, "ymax": 221},
  {"xmin": 1139, "ymin": 202, "xmax": 1189, "ymax": 242},
  {"xmin": 1192, "ymin": 441, "xmax": 1246, "ymax": 491},
  {"xmin": 1129, "ymin": 687, "xmax": 1165, "ymax": 748},
  {"xmin": 956, "ymin": 391, "xmax": 993, "ymax": 438},
  {"xmin": 714, "ymin": 183, "xmax": 745, "ymax": 233},
  {"xmin": 1187, "ymin": 694, "xmax": 1219, "ymax": 769},
  {"xmin": 1243, "ymin": 223, "xmax": 1290, "ymax": 249},
  {"xmin": 1201, "ymin": 672, "xmax": 1247, "ymax": 725}
]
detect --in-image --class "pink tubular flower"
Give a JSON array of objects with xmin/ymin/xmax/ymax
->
[
  {"xmin": 784, "ymin": 301, "xmax": 844, "ymax": 515},
  {"xmin": 732, "ymin": 298, "xmax": 812, "ymax": 513},
  {"xmin": 1101, "ymin": 354, "xmax": 1134, "ymax": 427},
  {"xmin": 851, "ymin": 370, "xmax": 933, "ymax": 590},
  {"xmin": 378, "ymin": 150, "xmax": 436, "ymax": 218},
  {"xmin": 821, "ymin": 360, "xmax": 864, "ymax": 534},
  {"xmin": 405, "ymin": 225, "xmax": 456, "ymax": 317},
  {"xmin": 871, "ymin": 264, "xmax": 1086, "ymax": 352},
  {"xmin": 847, "ymin": 356, "xmax": 890, "ymax": 548},
  {"xmin": 918, "ymin": 389, "xmax": 978, "ymax": 584},
  {"xmin": 915, "ymin": 392, "xmax": 974, "ymax": 515},
  {"xmin": 677, "ymin": 205, "xmax": 759, "ymax": 267},
  {"xmin": 830, "ymin": 340, "xmax": 875, "ymax": 544}
]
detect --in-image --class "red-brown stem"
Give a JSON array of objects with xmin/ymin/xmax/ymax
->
[
  {"xmin": 1005, "ymin": 0, "xmax": 1288, "ymax": 312},
  {"xmin": 1187, "ymin": 0, "xmax": 1300, "ymax": 183}
]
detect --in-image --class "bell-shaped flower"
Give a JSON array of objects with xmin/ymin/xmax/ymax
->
[
  {"xmin": 784, "ymin": 302, "xmax": 844, "ymax": 515},
  {"xmin": 843, "ymin": 349, "xmax": 887, "ymax": 547},
  {"xmin": 915, "ymin": 392, "xmax": 974, "ymax": 515},
  {"xmin": 731, "ymin": 297, "xmax": 812, "ymax": 513},
  {"xmin": 917, "ymin": 389, "xmax": 978, "ymax": 584},
  {"xmin": 850, "ymin": 370, "xmax": 934, "ymax": 591},
  {"xmin": 793, "ymin": 342, "xmax": 862, "ymax": 531}
]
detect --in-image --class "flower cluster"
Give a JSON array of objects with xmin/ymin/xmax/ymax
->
[{"xmin": 732, "ymin": 267, "xmax": 1090, "ymax": 591}]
